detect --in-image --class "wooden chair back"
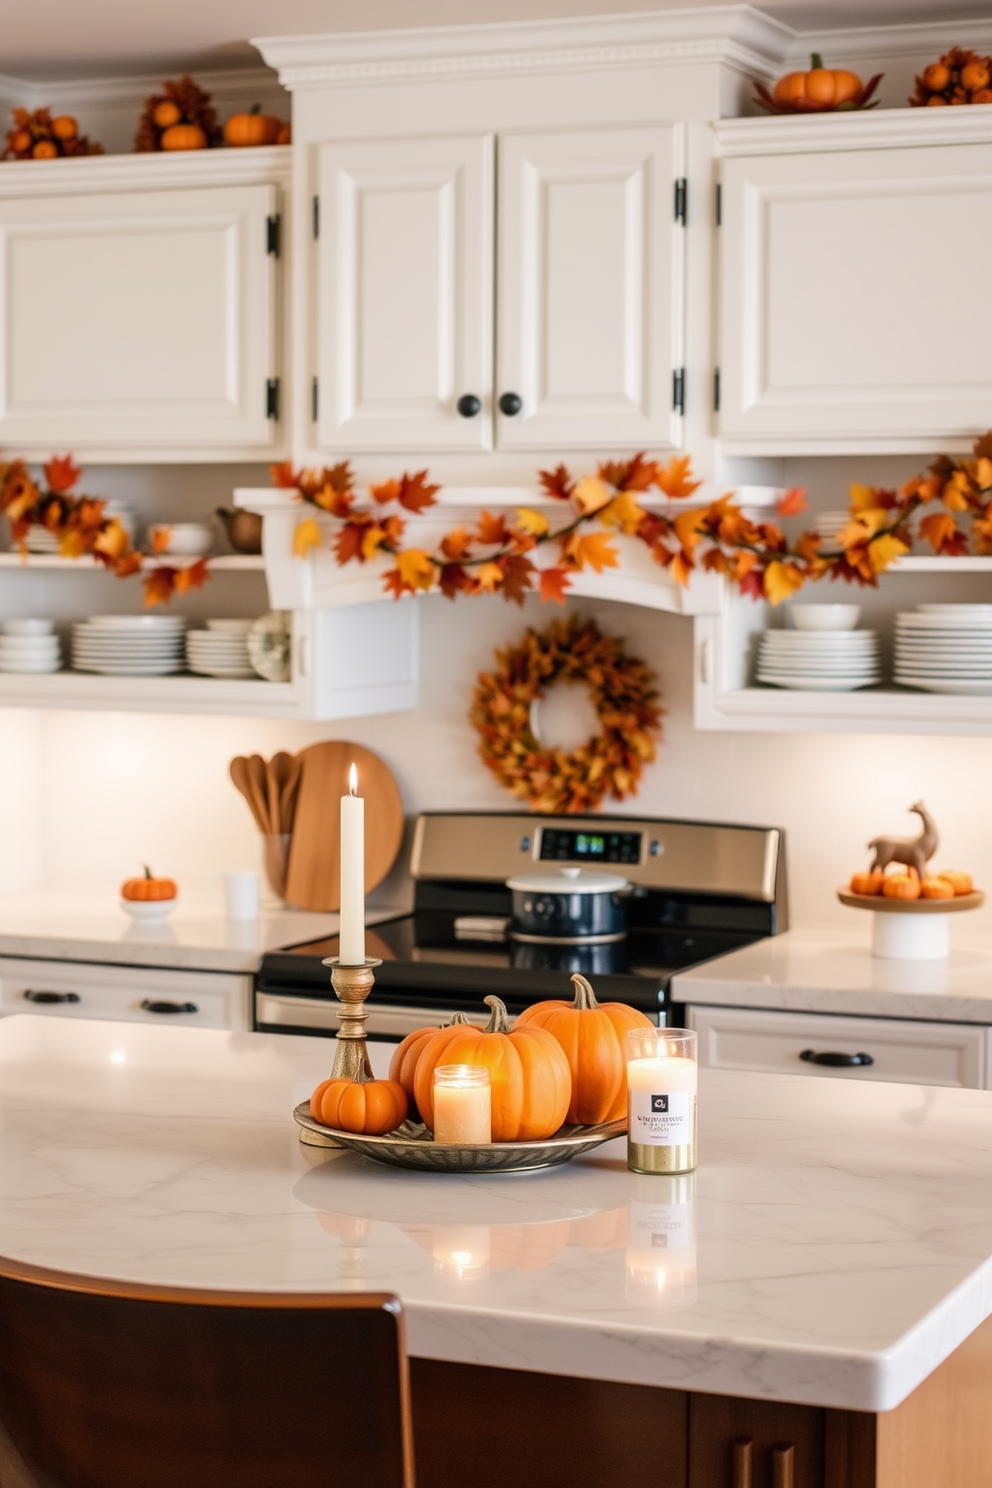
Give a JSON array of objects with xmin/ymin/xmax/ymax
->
[{"xmin": 0, "ymin": 1256, "xmax": 414, "ymax": 1488}]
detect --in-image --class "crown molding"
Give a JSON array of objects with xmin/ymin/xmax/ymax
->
[
  {"xmin": 253, "ymin": 6, "xmax": 794, "ymax": 88},
  {"xmin": 715, "ymin": 103, "xmax": 992, "ymax": 155},
  {"xmin": 784, "ymin": 15, "xmax": 992, "ymax": 67},
  {"xmin": 0, "ymin": 144, "xmax": 291, "ymax": 198}
]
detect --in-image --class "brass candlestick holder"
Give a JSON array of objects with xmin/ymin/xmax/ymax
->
[{"xmin": 298, "ymin": 956, "xmax": 382, "ymax": 1148}]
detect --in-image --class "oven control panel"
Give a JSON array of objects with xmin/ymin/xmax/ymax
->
[{"xmin": 537, "ymin": 827, "xmax": 642, "ymax": 866}]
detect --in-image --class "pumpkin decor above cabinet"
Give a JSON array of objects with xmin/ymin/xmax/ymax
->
[{"xmin": 314, "ymin": 124, "xmax": 685, "ymax": 453}]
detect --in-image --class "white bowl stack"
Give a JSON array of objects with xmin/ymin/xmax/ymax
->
[
  {"xmin": 186, "ymin": 619, "xmax": 254, "ymax": 678},
  {"xmin": 0, "ymin": 619, "xmax": 62, "ymax": 674},
  {"xmin": 894, "ymin": 605, "xmax": 992, "ymax": 695},
  {"xmin": 71, "ymin": 615, "xmax": 187, "ymax": 676},
  {"xmin": 756, "ymin": 604, "xmax": 880, "ymax": 691}
]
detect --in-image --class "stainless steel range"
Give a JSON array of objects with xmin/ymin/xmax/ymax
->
[{"xmin": 255, "ymin": 811, "xmax": 787, "ymax": 1042}]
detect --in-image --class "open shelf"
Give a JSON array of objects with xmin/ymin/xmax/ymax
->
[
  {"xmin": 0, "ymin": 553, "xmax": 264, "ymax": 572},
  {"xmin": 0, "ymin": 668, "xmax": 301, "ymax": 718}
]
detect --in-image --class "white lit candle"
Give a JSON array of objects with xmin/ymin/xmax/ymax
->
[
  {"xmin": 433, "ymin": 1065, "xmax": 492, "ymax": 1145},
  {"xmin": 626, "ymin": 1028, "xmax": 698, "ymax": 1175},
  {"xmin": 338, "ymin": 762, "xmax": 365, "ymax": 966}
]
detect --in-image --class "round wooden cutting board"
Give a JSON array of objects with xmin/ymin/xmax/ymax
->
[{"xmin": 284, "ymin": 742, "xmax": 404, "ymax": 912}]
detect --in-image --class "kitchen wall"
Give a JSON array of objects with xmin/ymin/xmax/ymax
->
[{"xmin": 6, "ymin": 475, "xmax": 991, "ymax": 932}]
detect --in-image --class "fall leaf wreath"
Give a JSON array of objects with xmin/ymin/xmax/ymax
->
[{"xmin": 470, "ymin": 615, "xmax": 663, "ymax": 815}]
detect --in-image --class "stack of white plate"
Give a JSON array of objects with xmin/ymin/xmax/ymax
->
[
  {"xmin": 756, "ymin": 630, "xmax": 881, "ymax": 690},
  {"xmin": 25, "ymin": 501, "xmax": 136, "ymax": 555},
  {"xmin": 0, "ymin": 619, "xmax": 62, "ymax": 674},
  {"xmin": 186, "ymin": 619, "xmax": 254, "ymax": 678},
  {"xmin": 894, "ymin": 605, "xmax": 992, "ymax": 695},
  {"xmin": 71, "ymin": 615, "xmax": 187, "ymax": 676},
  {"xmin": 811, "ymin": 510, "xmax": 851, "ymax": 554}
]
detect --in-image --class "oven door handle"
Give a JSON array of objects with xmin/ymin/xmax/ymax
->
[{"xmin": 255, "ymin": 992, "xmax": 492, "ymax": 1038}]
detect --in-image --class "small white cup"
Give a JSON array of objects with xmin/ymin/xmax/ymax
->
[{"xmin": 224, "ymin": 871, "xmax": 260, "ymax": 921}]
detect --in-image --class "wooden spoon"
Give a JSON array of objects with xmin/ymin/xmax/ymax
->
[
  {"xmin": 229, "ymin": 756, "xmax": 267, "ymax": 832},
  {"xmin": 279, "ymin": 754, "xmax": 303, "ymax": 833},
  {"xmin": 267, "ymin": 751, "xmax": 295, "ymax": 834},
  {"xmin": 247, "ymin": 754, "xmax": 273, "ymax": 834}
]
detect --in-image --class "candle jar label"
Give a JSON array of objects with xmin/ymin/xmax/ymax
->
[{"xmin": 630, "ymin": 1089, "xmax": 694, "ymax": 1147}]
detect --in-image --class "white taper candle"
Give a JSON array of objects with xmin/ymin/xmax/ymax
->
[{"xmin": 338, "ymin": 762, "xmax": 365, "ymax": 966}]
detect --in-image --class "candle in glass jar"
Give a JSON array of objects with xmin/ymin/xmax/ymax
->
[
  {"xmin": 626, "ymin": 1028, "xmax": 697, "ymax": 1175},
  {"xmin": 338, "ymin": 762, "xmax": 365, "ymax": 967},
  {"xmin": 433, "ymin": 1065, "xmax": 491, "ymax": 1145}
]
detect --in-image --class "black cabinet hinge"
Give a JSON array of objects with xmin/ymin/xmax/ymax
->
[
  {"xmin": 266, "ymin": 378, "xmax": 280, "ymax": 420},
  {"xmin": 713, "ymin": 367, "xmax": 721, "ymax": 413},
  {"xmin": 715, "ymin": 183, "xmax": 722, "ymax": 227},
  {"xmin": 674, "ymin": 177, "xmax": 687, "ymax": 225},
  {"xmin": 266, "ymin": 214, "xmax": 281, "ymax": 257},
  {"xmin": 672, "ymin": 368, "xmax": 685, "ymax": 416},
  {"xmin": 312, "ymin": 195, "xmax": 320, "ymax": 239},
  {"xmin": 311, "ymin": 376, "xmax": 319, "ymax": 422}
]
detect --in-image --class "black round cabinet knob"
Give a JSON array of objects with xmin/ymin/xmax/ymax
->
[
  {"xmin": 456, "ymin": 394, "xmax": 481, "ymax": 418},
  {"xmin": 498, "ymin": 391, "xmax": 523, "ymax": 417}
]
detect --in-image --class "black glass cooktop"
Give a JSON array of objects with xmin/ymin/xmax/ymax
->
[{"xmin": 257, "ymin": 912, "xmax": 757, "ymax": 1016}]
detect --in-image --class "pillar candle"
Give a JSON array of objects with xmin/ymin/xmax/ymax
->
[
  {"xmin": 626, "ymin": 1028, "xmax": 698, "ymax": 1175},
  {"xmin": 338, "ymin": 762, "xmax": 365, "ymax": 966}
]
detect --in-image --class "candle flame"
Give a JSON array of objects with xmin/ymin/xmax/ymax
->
[{"xmin": 349, "ymin": 763, "xmax": 358, "ymax": 796}]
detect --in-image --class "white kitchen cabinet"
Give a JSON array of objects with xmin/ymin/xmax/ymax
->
[
  {"xmin": 316, "ymin": 133, "xmax": 494, "ymax": 452},
  {"xmin": 688, "ymin": 1003, "xmax": 991, "ymax": 1089},
  {"xmin": 716, "ymin": 112, "xmax": 992, "ymax": 455},
  {"xmin": 0, "ymin": 149, "xmax": 288, "ymax": 461},
  {"xmin": 497, "ymin": 124, "xmax": 684, "ymax": 450},
  {"xmin": 313, "ymin": 123, "xmax": 685, "ymax": 453},
  {"xmin": 0, "ymin": 956, "xmax": 251, "ymax": 1031}
]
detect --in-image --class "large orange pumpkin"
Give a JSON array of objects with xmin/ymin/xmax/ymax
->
[
  {"xmin": 774, "ymin": 53, "xmax": 863, "ymax": 107},
  {"xmin": 224, "ymin": 106, "xmax": 283, "ymax": 147},
  {"xmin": 413, "ymin": 996, "xmax": 571, "ymax": 1142},
  {"xmin": 516, "ymin": 974, "xmax": 652, "ymax": 1124},
  {"xmin": 310, "ymin": 1076, "xmax": 408, "ymax": 1135},
  {"xmin": 389, "ymin": 1012, "xmax": 470, "ymax": 1120}
]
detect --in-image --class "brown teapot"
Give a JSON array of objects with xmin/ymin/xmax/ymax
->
[{"xmin": 215, "ymin": 507, "xmax": 263, "ymax": 555}]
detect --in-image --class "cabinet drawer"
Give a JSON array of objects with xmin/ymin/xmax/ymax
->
[
  {"xmin": 687, "ymin": 1005, "xmax": 990, "ymax": 1089},
  {"xmin": 0, "ymin": 957, "xmax": 250, "ymax": 1032}
]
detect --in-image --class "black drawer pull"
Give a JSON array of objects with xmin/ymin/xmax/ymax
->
[
  {"xmin": 800, "ymin": 1049, "xmax": 874, "ymax": 1068},
  {"xmin": 24, "ymin": 990, "xmax": 80, "ymax": 1005},
  {"xmin": 498, "ymin": 391, "xmax": 522, "ymax": 416},
  {"xmin": 456, "ymin": 393, "xmax": 481, "ymax": 418},
  {"xmin": 140, "ymin": 1000, "xmax": 198, "ymax": 1016}
]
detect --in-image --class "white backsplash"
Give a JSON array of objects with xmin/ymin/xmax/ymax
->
[{"xmin": 5, "ymin": 587, "xmax": 991, "ymax": 934}]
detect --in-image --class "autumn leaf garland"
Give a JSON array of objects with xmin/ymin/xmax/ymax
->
[
  {"xmin": 275, "ymin": 434, "xmax": 992, "ymax": 607},
  {"xmin": 0, "ymin": 455, "xmax": 208, "ymax": 606}
]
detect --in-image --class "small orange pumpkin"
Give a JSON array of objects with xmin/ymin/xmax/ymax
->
[
  {"xmin": 224, "ymin": 105, "xmax": 283, "ymax": 148},
  {"xmin": 32, "ymin": 141, "xmax": 58, "ymax": 160},
  {"xmin": 121, "ymin": 866, "xmax": 177, "ymax": 902},
  {"xmin": 774, "ymin": 53, "xmax": 863, "ymax": 107},
  {"xmin": 51, "ymin": 115, "xmax": 78, "ymax": 141},
  {"xmin": 850, "ymin": 869, "xmax": 885, "ymax": 897},
  {"xmin": 940, "ymin": 870, "xmax": 974, "ymax": 896},
  {"xmin": 389, "ymin": 1013, "xmax": 470, "ymax": 1120},
  {"xmin": 920, "ymin": 877, "xmax": 955, "ymax": 900},
  {"xmin": 516, "ymin": 974, "xmax": 652, "ymax": 1124},
  {"xmin": 883, "ymin": 871, "xmax": 922, "ymax": 901},
  {"xmin": 160, "ymin": 123, "xmax": 208, "ymax": 152},
  {"xmin": 310, "ymin": 1076, "xmax": 408, "ymax": 1135},
  {"xmin": 276, "ymin": 121, "xmax": 292, "ymax": 146},
  {"xmin": 153, "ymin": 100, "xmax": 182, "ymax": 129},
  {"xmin": 413, "ymin": 996, "xmax": 571, "ymax": 1142}
]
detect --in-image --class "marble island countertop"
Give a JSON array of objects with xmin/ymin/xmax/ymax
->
[
  {"xmin": 4, "ymin": 1014, "xmax": 992, "ymax": 1414},
  {"xmin": 0, "ymin": 890, "xmax": 403, "ymax": 973},
  {"xmin": 672, "ymin": 924, "xmax": 992, "ymax": 1024}
]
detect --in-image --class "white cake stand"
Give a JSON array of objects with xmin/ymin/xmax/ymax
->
[{"xmin": 837, "ymin": 889, "xmax": 985, "ymax": 961}]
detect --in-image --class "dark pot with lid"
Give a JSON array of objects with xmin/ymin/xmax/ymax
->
[{"xmin": 505, "ymin": 867, "xmax": 630, "ymax": 945}]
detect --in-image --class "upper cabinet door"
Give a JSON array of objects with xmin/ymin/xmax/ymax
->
[
  {"xmin": 719, "ymin": 142, "xmax": 992, "ymax": 452},
  {"xmin": 316, "ymin": 134, "xmax": 494, "ymax": 452},
  {"xmin": 497, "ymin": 124, "xmax": 685, "ymax": 451},
  {"xmin": 0, "ymin": 181, "xmax": 278, "ymax": 459}
]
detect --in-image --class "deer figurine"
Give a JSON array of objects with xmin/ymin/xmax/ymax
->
[{"xmin": 868, "ymin": 802, "xmax": 938, "ymax": 881}]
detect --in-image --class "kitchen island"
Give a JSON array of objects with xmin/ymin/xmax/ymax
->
[{"xmin": 2, "ymin": 1014, "xmax": 992, "ymax": 1487}]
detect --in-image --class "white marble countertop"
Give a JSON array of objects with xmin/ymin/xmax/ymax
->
[
  {"xmin": 672, "ymin": 924, "xmax": 992, "ymax": 1024},
  {"xmin": 0, "ymin": 891, "xmax": 402, "ymax": 974},
  {"xmin": 3, "ymin": 1014, "xmax": 992, "ymax": 1413}
]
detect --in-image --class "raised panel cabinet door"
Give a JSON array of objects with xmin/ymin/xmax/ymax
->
[
  {"xmin": 497, "ymin": 123, "xmax": 685, "ymax": 450},
  {"xmin": 0, "ymin": 182, "xmax": 278, "ymax": 457},
  {"xmin": 719, "ymin": 143, "xmax": 992, "ymax": 451},
  {"xmin": 316, "ymin": 133, "xmax": 493, "ymax": 452}
]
